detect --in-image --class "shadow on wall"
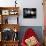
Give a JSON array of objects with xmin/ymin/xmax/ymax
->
[{"xmin": 18, "ymin": 26, "xmax": 43, "ymax": 44}]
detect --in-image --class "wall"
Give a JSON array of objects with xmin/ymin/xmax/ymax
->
[
  {"xmin": 17, "ymin": 0, "xmax": 44, "ymax": 26},
  {"xmin": 0, "ymin": 0, "xmax": 15, "ymax": 7},
  {"xmin": 0, "ymin": 0, "xmax": 44, "ymax": 26}
]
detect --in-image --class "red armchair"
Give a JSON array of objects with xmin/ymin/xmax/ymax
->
[{"xmin": 21, "ymin": 28, "xmax": 41, "ymax": 46}]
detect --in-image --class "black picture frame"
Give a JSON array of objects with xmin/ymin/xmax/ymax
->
[{"xmin": 23, "ymin": 8, "xmax": 36, "ymax": 18}]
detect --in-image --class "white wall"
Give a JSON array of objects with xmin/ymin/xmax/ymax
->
[
  {"xmin": 17, "ymin": 0, "xmax": 44, "ymax": 26},
  {"xmin": 0, "ymin": 0, "xmax": 43, "ymax": 26},
  {"xmin": 0, "ymin": 0, "xmax": 15, "ymax": 7}
]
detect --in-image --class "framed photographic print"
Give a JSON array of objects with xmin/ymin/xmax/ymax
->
[
  {"xmin": 2, "ymin": 10, "xmax": 9, "ymax": 15},
  {"xmin": 23, "ymin": 8, "xmax": 36, "ymax": 18},
  {"xmin": 9, "ymin": 9, "xmax": 18, "ymax": 15}
]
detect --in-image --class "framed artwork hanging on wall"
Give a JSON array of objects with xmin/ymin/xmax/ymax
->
[{"xmin": 23, "ymin": 8, "xmax": 36, "ymax": 18}]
